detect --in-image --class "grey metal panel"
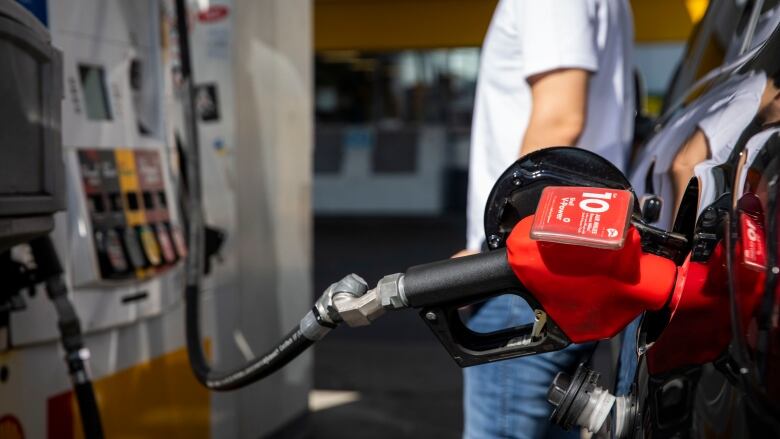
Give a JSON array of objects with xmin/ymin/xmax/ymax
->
[
  {"xmin": 0, "ymin": 11, "xmax": 64, "ymax": 218},
  {"xmin": 0, "ymin": 4, "xmax": 63, "ymax": 251}
]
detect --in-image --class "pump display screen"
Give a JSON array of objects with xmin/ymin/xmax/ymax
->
[{"xmin": 78, "ymin": 64, "xmax": 113, "ymax": 120}]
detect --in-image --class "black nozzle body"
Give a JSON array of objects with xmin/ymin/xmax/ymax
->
[{"xmin": 403, "ymin": 249, "xmax": 521, "ymax": 308}]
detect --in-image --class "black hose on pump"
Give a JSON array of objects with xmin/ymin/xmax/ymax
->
[
  {"xmin": 29, "ymin": 237, "xmax": 105, "ymax": 439},
  {"xmin": 174, "ymin": 0, "xmax": 316, "ymax": 391},
  {"xmin": 184, "ymin": 285, "xmax": 314, "ymax": 390}
]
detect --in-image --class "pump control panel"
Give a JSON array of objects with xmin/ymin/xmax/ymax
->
[{"xmin": 77, "ymin": 148, "xmax": 185, "ymax": 282}]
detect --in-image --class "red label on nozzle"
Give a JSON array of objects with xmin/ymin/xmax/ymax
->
[
  {"xmin": 530, "ymin": 186, "xmax": 634, "ymax": 249},
  {"xmin": 740, "ymin": 213, "xmax": 766, "ymax": 270}
]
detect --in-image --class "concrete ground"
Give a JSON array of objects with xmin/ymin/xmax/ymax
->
[{"xmin": 309, "ymin": 216, "xmax": 467, "ymax": 438}]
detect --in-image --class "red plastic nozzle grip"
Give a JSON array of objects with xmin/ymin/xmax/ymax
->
[{"xmin": 506, "ymin": 215, "xmax": 678, "ymax": 343}]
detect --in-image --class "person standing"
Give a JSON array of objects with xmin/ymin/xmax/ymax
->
[{"xmin": 457, "ymin": 1, "xmax": 635, "ymax": 438}]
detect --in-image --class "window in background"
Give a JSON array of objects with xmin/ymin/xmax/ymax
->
[{"xmin": 314, "ymin": 49, "xmax": 478, "ymax": 215}]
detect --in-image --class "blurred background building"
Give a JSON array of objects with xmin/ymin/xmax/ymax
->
[{"xmin": 312, "ymin": 0, "xmax": 707, "ymax": 217}]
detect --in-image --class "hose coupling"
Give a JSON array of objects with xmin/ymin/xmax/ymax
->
[
  {"xmin": 333, "ymin": 272, "xmax": 408, "ymax": 326},
  {"xmin": 302, "ymin": 272, "xmax": 407, "ymax": 340}
]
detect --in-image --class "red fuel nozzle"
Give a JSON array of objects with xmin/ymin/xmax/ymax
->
[{"xmin": 506, "ymin": 215, "xmax": 678, "ymax": 343}]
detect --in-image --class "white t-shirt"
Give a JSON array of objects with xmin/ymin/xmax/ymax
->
[{"xmin": 466, "ymin": 0, "xmax": 635, "ymax": 250}]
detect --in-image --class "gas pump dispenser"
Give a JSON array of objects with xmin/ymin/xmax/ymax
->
[
  {"xmin": 0, "ymin": 1, "xmax": 196, "ymax": 437},
  {"xmin": 3, "ymin": 0, "xmax": 315, "ymax": 437},
  {"xmin": 0, "ymin": 2, "xmax": 105, "ymax": 438}
]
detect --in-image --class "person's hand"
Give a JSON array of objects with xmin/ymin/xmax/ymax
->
[{"xmin": 451, "ymin": 248, "xmax": 479, "ymax": 258}]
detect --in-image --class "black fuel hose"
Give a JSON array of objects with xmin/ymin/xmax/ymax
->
[
  {"xmin": 174, "ymin": 0, "xmax": 318, "ymax": 392},
  {"xmin": 72, "ymin": 379, "xmax": 103, "ymax": 439},
  {"xmin": 184, "ymin": 285, "xmax": 314, "ymax": 391},
  {"xmin": 30, "ymin": 237, "xmax": 105, "ymax": 439}
]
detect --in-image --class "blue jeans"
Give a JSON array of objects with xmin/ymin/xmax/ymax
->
[
  {"xmin": 615, "ymin": 316, "xmax": 641, "ymax": 396},
  {"xmin": 463, "ymin": 295, "xmax": 591, "ymax": 439}
]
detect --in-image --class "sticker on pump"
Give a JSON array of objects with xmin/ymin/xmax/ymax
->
[
  {"xmin": 170, "ymin": 225, "xmax": 188, "ymax": 259},
  {"xmin": 155, "ymin": 224, "xmax": 177, "ymax": 264},
  {"xmin": 105, "ymin": 229, "xmax": 129, "ymax": 272},
  {"xmin": 138, "ymin": 225, "xmax": 162, "ymax": 266},
  {"xmin": 530, "ymin": 186, "xmax": 634, "ymax": 249}
]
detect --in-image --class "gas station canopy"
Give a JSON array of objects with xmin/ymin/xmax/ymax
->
[{"xmin": 314, "ymin": 0, "xmax": 710, "ymax": 51}]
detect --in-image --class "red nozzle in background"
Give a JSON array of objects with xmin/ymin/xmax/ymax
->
[{"xmin": 506, "ymin": 215, "xmax": 678, "ymax": 343}]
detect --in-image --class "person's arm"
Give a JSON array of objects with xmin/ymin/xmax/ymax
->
[
  {"xmin": 518, "ymin": 0, "xmax": 597, "ymax": 157},
  {"xmin": 457, "ymin": 1, "xmax": 597, "ymax": 255},
  {"xmin": 521, "ymin": 68, "xmax": 589, "ymax": 156},
  {"xmin": 671, "ymin": 128, "xmax": 709, "ymax": 211}
]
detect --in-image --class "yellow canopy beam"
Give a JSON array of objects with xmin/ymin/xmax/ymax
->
[
  {"xmin": 315, "ymin": 0, "xmax": 496, "ymax": 51},
  {"xmin": 314, "ymin": 0, "xmax": 708, "ymax": 51}
]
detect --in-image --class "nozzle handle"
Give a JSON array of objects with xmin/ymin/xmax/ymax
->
[
  {"xmin": 403, "ymin": 249, "xmax": 521, "ymax": 307},
  {"xmin": 403, "ymin": 249, "xmax": 570, "ymax": 368}
]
